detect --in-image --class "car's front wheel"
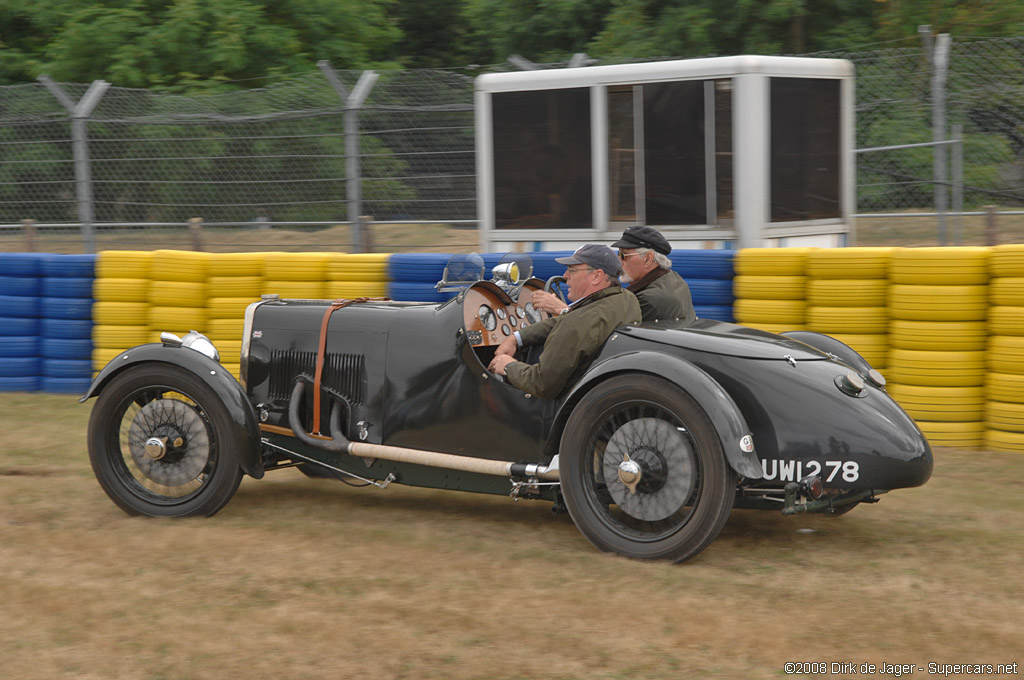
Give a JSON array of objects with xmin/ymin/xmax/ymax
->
[
  {"xmin": 87, "ymin": 364, "xmax": 243, "ymax": 517},
  {"xmin": 560, "ymin": 375, "xmax": 734, "ymax": 563}
]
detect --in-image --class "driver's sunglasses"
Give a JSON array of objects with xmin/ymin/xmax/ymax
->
[
  {"xmin": 618, "ymin": 251, "xmax": 642, "ymax": 260},
  {"xmin": 565, "ymin": 266, "xmax": 594, "ymax": 277}
]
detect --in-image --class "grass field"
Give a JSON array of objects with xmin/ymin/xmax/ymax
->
[
  {"xmin": 1, "ymin": 392, "xmax": 1022, "ymax": 679},
  {"xmin": 4, "ymin": 212, "xmax": 1024, "ymax": 255}
]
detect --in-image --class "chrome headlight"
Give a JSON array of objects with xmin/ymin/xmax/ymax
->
[{"xmin": 162, "ymin": 330, "xmax": 220, "ymax": 362}]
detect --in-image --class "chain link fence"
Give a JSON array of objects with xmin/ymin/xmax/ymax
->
[{"xmin": 3, "ymin": 35, "xmax": 1024, "ymax": 253}]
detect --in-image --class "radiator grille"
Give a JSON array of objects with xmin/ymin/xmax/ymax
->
[{"xmin": 268, "ymin": 350, "xmax": 366, "ymax": 404}]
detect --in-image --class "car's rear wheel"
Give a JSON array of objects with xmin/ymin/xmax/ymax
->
[
  {"xmin": 560, "ymin": 375, "xmax": 734, "ymax": 563},
  {"xmin": 87, "ymin": 364, "xmax": 243, "ymax": 517}
]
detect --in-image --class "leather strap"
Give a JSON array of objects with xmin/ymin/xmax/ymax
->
[{"xmin": 311, "ymin": 297, "xmax": 387, "ymax": 434}]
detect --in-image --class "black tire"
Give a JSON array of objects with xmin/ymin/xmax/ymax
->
[
  {"xmin": 560, "ymin": 375, "xmax": 734, "ymax": 563},
  {"xmin": 87, "ymin": 363, "xmax": 243, "ymax": 517}
]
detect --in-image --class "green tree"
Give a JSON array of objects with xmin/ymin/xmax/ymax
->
[
  {"xmin": 0, "ymin": 0, "xmax": 400, "ymax": 90},
  {"xmin": 588, "ymin": 0, "xmax": 877, "ymax": 60},
  {"xmin": 876, "ymin": 0, "xmax": 1024, "ymax": 40},
  {"xmin": 462, "ymin": 0, "xmax": 614, "ymax": 64}
]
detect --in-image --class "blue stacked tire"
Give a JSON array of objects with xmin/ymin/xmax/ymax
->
[
  {"xmin": 388, "ymin": 253, "xmax": 453, "ymax": 284},
  {"xmin": 37, "ymin": 254, "xmax": 97, "ymax": 394},
  {"xmin": 0, "ymin": 253, "xmax": 43, "ymax": 391},
  {"xmin": 694, "ymin": 305, "xmax": 735, "ymax": 322},
  {"xmin": 0, "ymin": 253, "xmax": 43, "ymax": 277},
  {"xmin": 686, "ymin": 279, "xmax": 734, "ymax": 307},
  {"xmin": 669, "ymin": 250, "xmax": 735, "ymax": 322},
  {"xmin": 387, "ymin": 282, "xmax": 457, "ymax": 303},
  {"xmin": 0, "ymin": 316, "xmax": 39, "ymax": 336},
  {"xmin": 670, "ymin": 250, "xmax": 735, "ymax": 280},
  {"xmin": 0, "ymin": 340, "xmax": 41, "ymax": 391},
  {"xmin": 0, "ymin": 275, "xmax": 41, "ymax": 297}
]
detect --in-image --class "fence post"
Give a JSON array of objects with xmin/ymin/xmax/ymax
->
[
  {"xmin": 37, "ymin": 76, "xmax": 110, "ymax": 255},
  {"xmin": 923, "ymin": 31, "xmax": 952, "ymax": 245},
  {"xmin": 318, "ymin": 61, "xmax": 379, "ymax": 253},
  {"xmin": 189, "ymin": 217, "xmax": 204, "ymax": 251},
  {"xmin": 358, "ymin": 215, "xmax": 375, "ymax": 252},
  {"xmin": 22, "ymin": 219, "xmax": 37, "ymax": 252},
  {"xmin": 985, "ymin": 205, "xmax": 998, "ymax": 246},
  {"xmin": 951, "ymin": 124, "xmax": 963, "ymax": 245}
]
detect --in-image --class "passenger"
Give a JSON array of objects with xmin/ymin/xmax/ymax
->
[
  {"xmin": 488, "ymin": 244, "xmax": 641, "ymax": 399},
  {"xmin": 611, "ymin": 225, "xmax": 696, "ymax": 324}
]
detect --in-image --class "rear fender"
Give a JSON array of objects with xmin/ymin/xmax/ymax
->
[
  {"xmin": 79, "ymin": 343, "xmax": 264, "ymax": 479},
  {"xmin": 556, "ymin": 351, "xmax": 763, "ymax": 480}
]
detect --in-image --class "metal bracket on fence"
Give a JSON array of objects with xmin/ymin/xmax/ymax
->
[
  {"xmin": 37, "ymin": 75, "xmax": 111, "ymax": 254},
  {"xmin": 318, "ymin": 61, "xmax": 379, "ymax": 254}
]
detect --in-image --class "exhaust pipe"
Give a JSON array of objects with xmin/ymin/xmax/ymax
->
[{"xmin": 288, "ymin": 380, "xmax": 558, "ymax": 480}]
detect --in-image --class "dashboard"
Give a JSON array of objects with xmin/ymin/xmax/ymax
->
[{"xmin": 463, "ymin": 282, "xmax": 547, "ymax": 347}]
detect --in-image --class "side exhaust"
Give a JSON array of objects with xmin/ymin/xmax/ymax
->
[{"xmin": 287, "ymin": 380, "xmax": 558, "ymax": 481}]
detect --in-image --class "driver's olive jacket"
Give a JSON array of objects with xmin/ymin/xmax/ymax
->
[
  {"xmin": 505, "ymin": 285, "xmax": 641, "ymax": 400},
  {"xmin": 629, "ymin": 267, "xmax": 696, "ymax": 324}
]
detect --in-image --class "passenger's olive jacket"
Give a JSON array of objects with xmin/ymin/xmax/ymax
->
[
  {"xmin": 629, "ymin": 268, "xmax": 696, "ymax": 324},
  {"xmin": 505, "ymin": 285, "xmax": 641, "ymax": 399}
]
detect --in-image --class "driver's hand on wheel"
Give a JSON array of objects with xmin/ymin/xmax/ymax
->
[
  {"xmin": 532, "ymin": 289, "xmax": 566, "ymax": 316},
  {"xmin": 488, "ymin": 353, "xmax": 516, "ymax": 376}
]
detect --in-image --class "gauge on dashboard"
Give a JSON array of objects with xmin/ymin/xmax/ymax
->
[
  {"xmin": 478, "ymin": 304, "xmax": 497, "ymax": 331},
  {"xmin": 501, "ymin": 324, "xmax": 510, "ymax": 336},
  {"xmin": 496, "ymin": 307, "xmax": 507, "ymax": 320},
  {"xmin": 509, "ymin": 314, "xmax": 517, "ymax": 327},
  {"xmin": 515, "ymin": 306, "xmax": 525, "ymax": 319}
]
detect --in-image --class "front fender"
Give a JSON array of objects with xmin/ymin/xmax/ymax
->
[
  {"xmin": 80, "ymin": 343, "xmax": 264, "ymax": 479},
  {"xmin": 557, "ymin": 351, "xmax": 763, "ymax": 480}
]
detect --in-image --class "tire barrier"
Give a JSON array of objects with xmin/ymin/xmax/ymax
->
[
  {"xmin": 886, "ymin": 247, "xmax": 990, "ymax": 448},
  {"xmin": 92, "ymin": 251, "xmax": 155, "ymax": 378},
  {"xmin": 148, "ymin": 250, "xmax": 207, "ymax": 340},
  {"xmin": 889, "ymin": 246, "xmax": 990, "ymax": 285},
  {"xmin": 0, "ymin": 252, "xmax": 96, "ymax": 393},
  {"xmin": 263, "ymin": 251, "xmax": 329, "ymax": 299},
  {"xmin": 984, "ymin": 245, "xmax": 1024, "ymax": 453},
  {"xmin": 0, "ymin": 245, "xmax": 1021, "ymax": 454},
  {"xmin": 672, "ymin": 250, "xmax": 734, "ymax": 321},
  {"xmin": 806, "ymin": 247, "xmax": 892, "ymax": 370},
  {"xmin": 733, "ymin": 248, "xmax": 809, "ymax": 332}
]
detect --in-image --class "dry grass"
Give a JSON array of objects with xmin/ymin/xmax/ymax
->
[
  {"xmin": 1, "ymin": 392, "xmax": 1022, "ymax": 679},
  {"xmin": 0, "ymin": 223, "xmax": 481, "ymax": 255},
  {"xmin": 4, "ymin": 213, "xmax": 1024, "ymax": 256}
]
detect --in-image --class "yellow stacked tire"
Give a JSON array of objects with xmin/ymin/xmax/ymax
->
[
  {"xmin": 889, "ymin": 319, "xmax": 987, "ymax": 351},
  {"xmin": 92, "ymin": 251, "xmax": 155, "ymax": 374},
  {"xmin": 889, "ymin": 246, "xmax": 989, "ymax": 285},
  {"xmin": 886, "ymin": 247, "xmax": 990, "ymax": 449},
  {"xmin": 986, "ymin": 244, "xmax": 1024, "ymax": 451},
  {"xmin": 205, "ymin": 253, "xmax": 265, "ymax": 379},
  {"xmin": 732, "ymin": 248, "xmax": 809, "ymax": 332},
  {"xmin": 806, "ymin": 247, "xmax": 893, "ymax": 369},
  {"xmin": 806, "ymin": 247, "xmax": 894, "ymax": 280},
  {"xmin": 147, "ymin": 250, "xmax": 208, "ymax": 339},
  {"xmin": 325, "ymin": 252, "xmax": 391, "ymax": 299},
  {"xmin": 263, "ymin": 252, "xmax": 329, "ymax": 299},
  {"xmin": 986, "ymin": 334, "xmax": 1024, "ymax": 452}
]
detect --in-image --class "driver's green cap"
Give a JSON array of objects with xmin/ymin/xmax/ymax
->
[{"xmin": 555, "ymin": 244, "xmax": 621, "ymax": 278}]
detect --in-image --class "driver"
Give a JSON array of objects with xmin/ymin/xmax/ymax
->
[
  {"xmin": 488, "ymin": 244, "xmax": 641, "ymax": 400},
  {"xmin": 531, "ymin": 226, "xmax": 695, "ymax": 324}
]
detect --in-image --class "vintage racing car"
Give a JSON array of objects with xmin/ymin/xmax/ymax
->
[{"xmin": 82, "ymin": 253, "xmax": 932, "ymax": 563}]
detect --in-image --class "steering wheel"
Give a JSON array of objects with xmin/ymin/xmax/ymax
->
[{"xmin": 544, "ymin": 275, "xmax": 568, "ymax": 304}]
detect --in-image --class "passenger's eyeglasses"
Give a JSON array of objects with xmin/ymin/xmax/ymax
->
[{"xmin": 618, "ymin": 251, "xmax": 642, "ymax": 260}]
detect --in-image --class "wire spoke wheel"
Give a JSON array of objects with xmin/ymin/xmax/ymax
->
[
  {"xmin": 88, "ymin": 364, "xmax": 242, "ymax": 517},
  {"xmin": 561, "ymin": 375, "xmax": 734, "ymax": 563}
]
